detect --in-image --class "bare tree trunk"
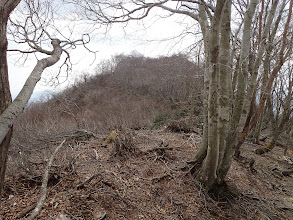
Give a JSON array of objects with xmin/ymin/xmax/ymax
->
[
  {"xmin": 191, "ymin": 3, "xmax": 210, "ymax": 164},
  {"xmin": 231, "ymin": 0, "xmax": 258, "ymax": 132},
  {"xmin": 195, "ymin": 0, "xmax": 226, "ymax": 188},
  {"xmin": 284, "ymin": 129, "xmax": 293, "ymax": 156},
  {"xmin": 251, "ymin": 0, "xmax": 286, "ymax": 144},
  {"xmin": 251, "ymin": 51, "xmax": 270, "ymax": 143},
  {"xmin": 0, "ymin": 0, "xmax": 21, "ymax": 198},
  {"xmin": 215, "ymin": 0, "xmax": 258, "ymax": 180},
  {"xmin": 0, "ymin": 0, "xmax": 88, "ymax": 198},
  {"xmin": 241, "ymin": 0, "xmax": 278, "ymax": 125},
  {"xmin": 0, "ymin": 38, "xmax": 63, "ymax": 198},
  {"xmin": 217, "ymin": 0, "xmax": 232, "ymax": 182},
  {"xmin": 256, "ymin": 72, "xmax": 293, "ymax": 154},
  {"xmin": 235, "ymin": 0, "xmax": 293, "ymax": 155}
]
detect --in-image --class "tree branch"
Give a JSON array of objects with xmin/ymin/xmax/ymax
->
[
  {"xmin": 0, "ymin": 39, "xmax": 63, "ymax": 145},
  {"xmin": 26, "ymin": 140, "xmax": 66, "ymax": 220},
  {"xmin": 0, "ymin": 0, "xmax": 22, "ymax": 17},
  {"xmin": 158, "ymin": 4, "xmax": 199, "ymax": 20}
]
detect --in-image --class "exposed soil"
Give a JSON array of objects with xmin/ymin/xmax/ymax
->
[{"xmin": 1, "ymin": 129, "xmax": 293, "ymax": 219}]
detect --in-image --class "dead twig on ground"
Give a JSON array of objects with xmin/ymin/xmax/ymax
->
[
  {"xmin": 145, "ymin": 141, "xmax": 174, "ymax": 161},
  {"xmin": 76, "ymin": 174, "xmax": 101, "ymax": 189},
  {"xmin": 281, "ymin": 169, "xmax": 293, "ymax": 176},
  {"xmin": 16, "ymin": 203, "xmax": 37, "ymax": 219},
  {"xmin": 39, "ymin": 129, "xmax": 100, "ymax": 144}
]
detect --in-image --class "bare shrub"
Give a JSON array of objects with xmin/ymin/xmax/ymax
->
[
  {"xmin": 110, "ymin": 130, "xmax": 137, "ymax": 159},
  {"xmin": 7, "ymin": 53, "xmax": 203, "ymax": 180},
  {"xmin": 167, "ymin": 120, "xmax": 193, "ymax": 133}
]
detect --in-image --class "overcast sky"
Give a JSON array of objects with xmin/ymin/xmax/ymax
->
[{"xmin": 7, "ymin": 3, "xmax": 196, "ymax": 101}]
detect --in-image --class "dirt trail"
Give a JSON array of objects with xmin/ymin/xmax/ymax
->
[{"xmin": 1, "ymin": 129, "xmax": 293, "ymax": 219}]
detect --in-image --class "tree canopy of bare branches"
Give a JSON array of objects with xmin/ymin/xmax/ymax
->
[{"xmin": 0, "ymin": 0, "xmax": 92, "ymax": 198}]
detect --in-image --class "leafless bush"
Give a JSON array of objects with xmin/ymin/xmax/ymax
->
[
  {"xmin": 167, "ymin": 120, "xmax": 193, "ymax": 133},
  {"xmin": 111, "ymin": 131, "xmax": 138, "ymax": 159}
]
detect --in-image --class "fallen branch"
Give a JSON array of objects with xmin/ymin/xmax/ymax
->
[
  {"xmin": 146, "ymin": 146, "xmax": 174, "ymax": 153},
  {"xmin": 151, "ymin": 174, "xmax": 172, "ymax": 184},
  {"xmin": 39, "ymin": 129, "xmax": 100, "ymax": 144},
  {"xmin": 93, "ymin": 149, "xmax": 99, "ymax": 160},
  {"xmin": 26, "ymin": 140, "xmax": 66, "ymax": 220},
  {"xmin": 146, "ymin": 141, "xmax": 173, "ymax": 153},
  {"xmin": 76, "ymin": 174, "xmax": 101, "ymax": 189},
  {"xmin": 145, "ymin": 141, "xmax": 174, "ymax": 161},
  {"xmin": 16, "ymin": 203, "xmax": 37, "ymax": 219},
  {"xmin": 281, "ymin": 169, "xmax": 293, "ymax": 176}
]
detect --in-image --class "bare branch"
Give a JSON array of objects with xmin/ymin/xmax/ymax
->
[
  {"xmin": 158, "ymin": 4, "xmax": 199, "ymax": 20},
  {"xmin": 26, "ymin": 139, "xmax": 66, "ymax": 220},
  {"xmin": 0, "ymin": 39, "xmax": 63, "ymax": 145}
]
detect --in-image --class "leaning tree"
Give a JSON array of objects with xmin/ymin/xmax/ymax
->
[
  {"xmin": 0, "ymin": 0, "xmax": 91, "ymax": 197},
  {"xmin": 65, "ymin": 0, "xmax": 293, "ymax": 189}
]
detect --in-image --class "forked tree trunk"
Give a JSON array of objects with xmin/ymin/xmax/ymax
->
[
  {"xmin": 218, "ymin": 0, "xmax": 259, "ymax": 167},
  {"xmin": 192, "ymin": 0, "xmax": 258, "ymax": 189},
  {"xmin": 0, "ymin": 38, "xmax": 63, "ymax": 198}
]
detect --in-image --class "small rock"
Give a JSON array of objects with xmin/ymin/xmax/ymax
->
[
  {"xmin": 56, "ymin": 214, "xmax": 70, "ymax": 220},
  {"xmin": 94, "ymin": 211, "xmax": 106, "ymax": 220}
]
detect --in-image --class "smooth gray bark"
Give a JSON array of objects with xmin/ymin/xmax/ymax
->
[
  {"xmin": 192, "ymin": 3, "xmax": 210, "ymax": 163},
  {"xmin": 217, "ymin": 0, "xmax": 232, "ymax": 182},
  {"xmin": 0, "ymin": 39, "xmax": 63, "ymax": 145},
  {"xmin": 196, "ymin": 0, "xmax": 226, "ymax": 188}
]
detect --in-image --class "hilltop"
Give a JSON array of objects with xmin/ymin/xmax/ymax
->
[{"xmin": 1, "ymin": 54, "xmax": 293, "ymax": 219}]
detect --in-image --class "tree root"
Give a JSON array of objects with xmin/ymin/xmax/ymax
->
[{"xmin": 207, "ymin": 181, "xmax": 240, "ymax": 201}]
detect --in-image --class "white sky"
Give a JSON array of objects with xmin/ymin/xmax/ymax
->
[{"xmin": 7, "ymin": 3, "xmax": 197, "ymax": 100}]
